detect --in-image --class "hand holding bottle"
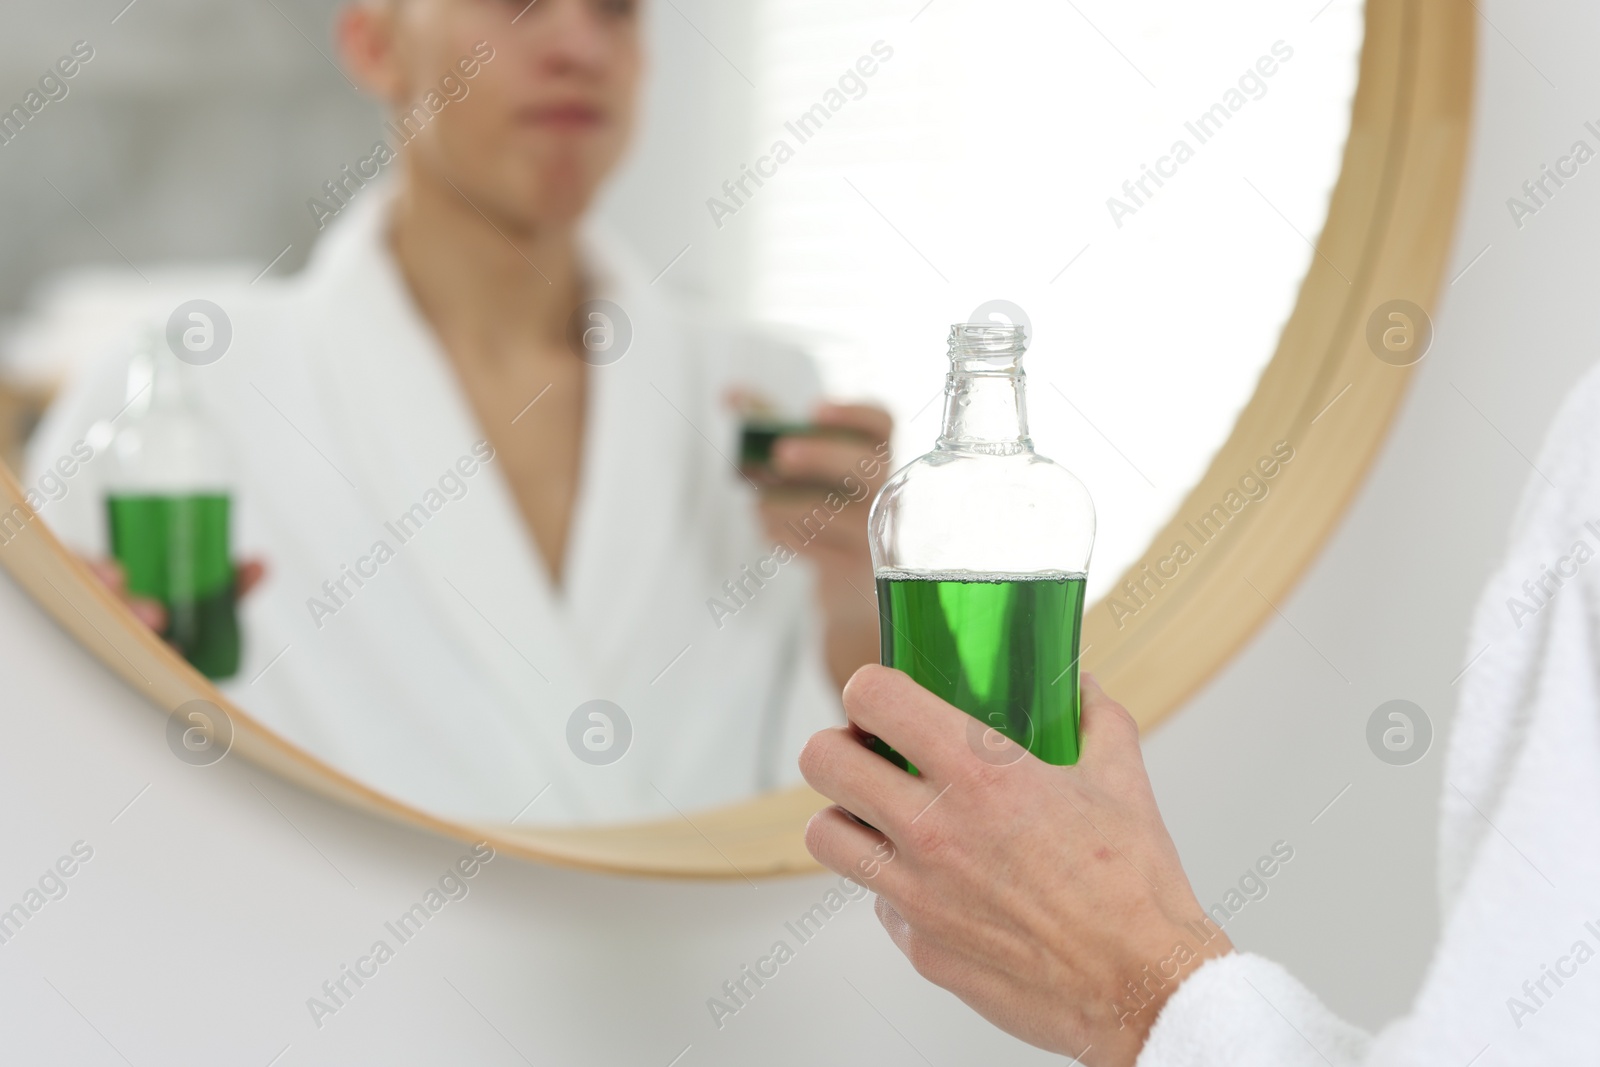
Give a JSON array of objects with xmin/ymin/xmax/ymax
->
[
  {"xmin": 101, "ymin": 330, "xmax": 252, "ymax": 679},
  {"xmin": 800, "ymin": 668, "xmax": 1232, "ymax": 1066},
  {"xmin": 83, "ymin": 555, "xmax": 266, "ymax": 639}
]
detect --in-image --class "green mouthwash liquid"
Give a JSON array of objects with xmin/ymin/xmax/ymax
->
[
  {"xmin": 106, "ymin": 493, "xmax": 239, "ymax": 679},
  {"xmin": 875, "ymin": 571, "xmax": 1086, "ymax": 772}
]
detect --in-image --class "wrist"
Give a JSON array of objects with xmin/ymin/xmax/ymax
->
[{"xmin": 1096, "ymin": 918, "xmax": 1235, "ymax": 1063}]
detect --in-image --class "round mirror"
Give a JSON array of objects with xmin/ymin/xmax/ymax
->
[{"xmin": 0, "ymin": 0, "xmax": 1470, "ymax": 876}]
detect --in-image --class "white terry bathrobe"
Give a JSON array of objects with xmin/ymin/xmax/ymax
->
[
  {"xmin": 27, "ymin": 186, "xmax": 843, "ymax": 825},
  {"xmin": 1138, "ymin": 365, "xmax": 1600, "ymax": 1065}
]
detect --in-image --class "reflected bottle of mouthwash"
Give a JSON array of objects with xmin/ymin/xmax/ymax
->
[
  {"xmin": 104, "ymin": 332, "xmax": 241, "ymax": 679},
  {"xmin": 868, "ymin": 323, "xmax": 1095, "ymax": 770}
]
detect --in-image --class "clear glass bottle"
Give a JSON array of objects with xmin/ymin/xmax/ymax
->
[
  {"xmin": 868, "ymin": 323, "xmax": 1095, "ymax": 768},
  {"xmin": 104, "ymin": 330, "xmax": 241, "ymax": 679}
]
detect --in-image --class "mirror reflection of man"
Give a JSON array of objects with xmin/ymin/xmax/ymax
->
[{"xmin": 29, "ymin": 0, "xmax": 890, "ymax": 823}]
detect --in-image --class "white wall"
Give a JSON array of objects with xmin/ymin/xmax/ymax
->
[
  {"xmin": 0, "ymin": 1, "xmax": 374, "ymax": 315},
  {"xmin": 2, "ymin": 0, "xmax": 1597, "ymax": 1057}
]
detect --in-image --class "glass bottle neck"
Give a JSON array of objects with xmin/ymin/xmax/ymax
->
[
  {"xmin": 133, "ymin": 334, "xmax": 196, "ymax": 418},
  {"xmin": 935, "ymin": 323, "xmax": 1033, "ymax": 454},
  {"xmin": 151, "ymin": 353, "xmax": 186, "ymax": 408},
  {"xmin": 938, "ymin": 363, "xmax": 1032, "ymax": 454}
]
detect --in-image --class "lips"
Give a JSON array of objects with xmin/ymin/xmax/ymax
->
[{"xmin": 519, "ymin": 102, "xmax": 604, "ymax": 130}]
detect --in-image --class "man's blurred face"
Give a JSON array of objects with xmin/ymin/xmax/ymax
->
[{"xmin": 381, "ymin": 0, "xmax": 642, "ymax": 230}]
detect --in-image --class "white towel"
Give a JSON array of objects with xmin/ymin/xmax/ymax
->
[{"xmin": 1139, "ymin": 364, "xmax": 1600, "ymax": 1065}]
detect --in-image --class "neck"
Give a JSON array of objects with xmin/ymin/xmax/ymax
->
[
  {"xmin": 388, "ymin": 163, "xmax": 585, "ymax": 364},
  {"xmin": 936, "ymin": 325, "xmax": 1033, "ymax": 454}
]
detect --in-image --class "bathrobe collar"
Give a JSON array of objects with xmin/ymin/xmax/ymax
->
[{"xmin": 290, "ymin": 184, "xmax": 696, "ymax": 802}]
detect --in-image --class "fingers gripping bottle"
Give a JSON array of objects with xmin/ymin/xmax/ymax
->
[
  {"xmin": 104, "ymin": 331, "xmax": 241, "ymax": 679},
  {"xmin": 868, "ymin": 323, "xmax": 1096, "ymax": 770}
]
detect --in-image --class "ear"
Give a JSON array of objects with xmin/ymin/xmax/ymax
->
[{"xmin": 335, "ymin": 1, "xmax": 407, "ymax": 102}]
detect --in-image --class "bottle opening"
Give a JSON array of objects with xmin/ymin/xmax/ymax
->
[{"xmin": 948, "ymin": 323, "xmax": 1025, "ymax": 372}]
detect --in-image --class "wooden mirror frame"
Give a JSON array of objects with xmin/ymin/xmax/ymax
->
[{"xmin": 0, "ymin": 0, "xmax": 1472, "ymax": 879}]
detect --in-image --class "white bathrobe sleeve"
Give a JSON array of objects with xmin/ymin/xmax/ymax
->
[
  {"xmin": 1137, "ymin": 953, "xmax": 1370, "ymax": 1065},
  {"xmin": 1139, "ymin": 362, "xmax": 1600, "ymax": 1067}
]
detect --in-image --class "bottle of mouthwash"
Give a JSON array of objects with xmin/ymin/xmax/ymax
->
[
  {"xmin": 868, "ymin": 323, "xmax": 1095, "ymax": 770},
  {"xmin": 104, "ymin": 331, "xmax": 241, "ymax": 679}
]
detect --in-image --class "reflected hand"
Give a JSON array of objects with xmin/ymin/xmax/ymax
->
[
  {"xmin": 754, "ymin": 403, "xmax": 893, "ymax": 691},
  {"xmin": 799, "ymin": 669, "xmax": 1231, "ymax": 1066},
  {"xmin": 84, "ymin": 557, "xmax": 267, "ymax": 636}
]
